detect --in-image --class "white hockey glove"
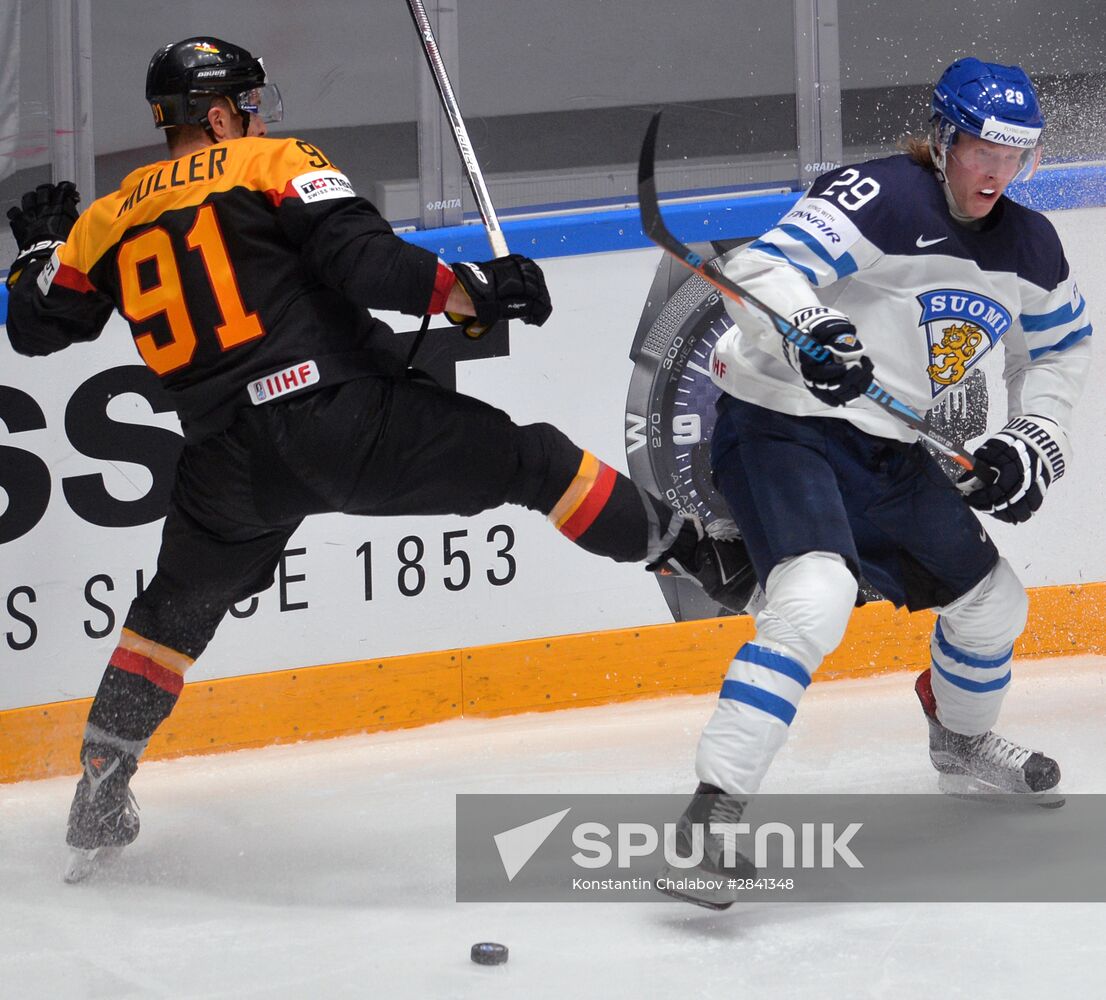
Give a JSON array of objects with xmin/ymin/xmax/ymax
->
[
  {"xmin": 957, "ymin": 415, "xmax": 1067, "ymax": 524},
  {"xmin": 784, "ymin": 306, "xmax": 874, "ymax": 407}
]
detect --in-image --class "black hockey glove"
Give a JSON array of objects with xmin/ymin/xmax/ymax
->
[
  {"xmin": 449, "ymin": 254, "xmax": 552, "ymax": 338},
  {"xmin": 7, "ymin": 182, "xmax": 80, "ymax": 279},
  {"xmin": 784, "ymin": 306, "xmax": 874, "ymax": 407},
  {"xmin": 647, "ymin": 517, "xmax": 759, "ymax": 614},
  {"xmin": 957, "ymin": 415, "xmax": 1067, "ymax": 524}
]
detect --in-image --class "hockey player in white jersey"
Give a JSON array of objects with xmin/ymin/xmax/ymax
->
[{"xmin": 661, "ymin": 58, "xmax": 1091, "ymax": 909}]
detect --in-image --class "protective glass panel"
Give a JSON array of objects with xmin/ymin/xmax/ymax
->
[
  {"xmin": 85, "ymin": 2, "xmax": 418, "ymax": 211},
  {"xmin": 0, "ymin": 1, "xmax": 53, "ymax": 266},
  {"xmin": 1, "ymin": 2, "xmax": 801, "ymax": 232},
  {"xmin": 438, "ymin": 0, "xmax": 801, "ymax": 223},
  {"xmin": 837, "ymin": 0, "xmax": 1106, "ymax": 167}
]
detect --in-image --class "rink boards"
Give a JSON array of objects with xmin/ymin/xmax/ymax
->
[
  {"xmin": 1, "ymin": 581, "xmax": 1102, "ymax": 783},
  {"xmin": 2, "ymin": 177, "xmax": 1106, "ymax": 781}
]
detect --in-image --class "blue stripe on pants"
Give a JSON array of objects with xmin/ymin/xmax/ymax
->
[
  {"xmin": 719, "ymin": 679, "xmax": 798, "ymax": 725},
  {"xmin": 932, "ymin": 660, "xmax": 1011, "ymax": 694},
  {"xmin": 735, "ymin": 643, "xmax": 811, "ymax": 688}
]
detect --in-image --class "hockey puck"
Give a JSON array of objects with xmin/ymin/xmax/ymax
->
[{"xmin": 470, "ymin": 942, "xmax": 508, "ymax": 966}]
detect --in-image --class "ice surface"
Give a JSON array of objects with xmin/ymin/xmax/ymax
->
[{"xmin": 3, "ymin": 656, "xmax": 1105, "ymax": 999}]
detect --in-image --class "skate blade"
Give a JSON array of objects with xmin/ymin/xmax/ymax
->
[
  {"xmin": 937, "ymin": 771, "xmax": 1066, "ymax": 809},
  {"xmin": 654, "ymin": 864, "xmax": 735, "ymax": 911},
  {"xmin": 64, "ymin": 845, "xmax": 123, "ymax": 883}
]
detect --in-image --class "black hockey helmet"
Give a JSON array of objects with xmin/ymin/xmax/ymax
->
[{"xmin": 145, "ymin": 36, "xmax": 282, "ymax": 130}]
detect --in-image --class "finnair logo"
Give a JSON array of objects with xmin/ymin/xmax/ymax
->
[
  {"xmin": 494, "ymin": 808, "xmax": 571, "ymax": 881},
  {"xmin": 782, "ymin": 197, "xmax": 862, "ymax": 260},
  {"xmin": 980, "ymin": 117, "xmax": 1040, "ymax": 149},
  {"xmin": 787, "ymin": 208, "xmax": 844, "ymax": 245}
]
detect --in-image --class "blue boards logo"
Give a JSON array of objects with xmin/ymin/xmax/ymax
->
[{"xmin": 917, "ymin": 290, "xmax": 1012, "ymax": 395}]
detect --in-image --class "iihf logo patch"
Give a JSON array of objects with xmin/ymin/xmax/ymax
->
[
  {"xmin": 247, "ymin": 361, "xmax": 320, "ymax": 406},
  {"xmin": 917, "ymin": 290, "xmax": 1012, "ymax": 396}
]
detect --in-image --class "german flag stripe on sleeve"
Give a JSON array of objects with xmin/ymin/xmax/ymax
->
[
  {"xmin": 52, "ymin": 261, "xmax": 97, "ymax": 293},
  {"xmin": 107, "ymin": 628, "xmax": 195, "ymax": 696},
  {"xmin": 549, "ymin": 452, "xmax": 618, "ymax": 541}
]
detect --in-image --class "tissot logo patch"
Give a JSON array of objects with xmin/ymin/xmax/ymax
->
[
  {"xmin": 292, "ymin": 170, "xmax": 355, "ymax": 203},
  {"xmin": 917, "ymin": 289, "xmax": 1012, "ymax": 395}
]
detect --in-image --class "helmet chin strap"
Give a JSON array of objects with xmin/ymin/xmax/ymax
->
[
  {"xmin": 940, "ymin": 178, "xmax": 977, "ymax": 225},
  {"xmin": 235, "ymin": 103, "xmax": 252, "ymax": 135},
  {"xmin": 929, "ymin": 122, "xmax": 979, "ymax": 226}
]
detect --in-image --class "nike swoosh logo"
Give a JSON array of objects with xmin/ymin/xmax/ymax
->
[{"xmin": 915, "ymin": 235, "xmax": 948, "ymax": 248}]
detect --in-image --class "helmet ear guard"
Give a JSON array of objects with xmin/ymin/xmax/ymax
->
[{"xmin": 927, "ymin": 117, "xmax": 957, "ymax": 180}]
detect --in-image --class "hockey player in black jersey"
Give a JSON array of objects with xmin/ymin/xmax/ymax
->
[{"xmin": 4, "ymin": 36, "xmax": 755, "ymax": 882}]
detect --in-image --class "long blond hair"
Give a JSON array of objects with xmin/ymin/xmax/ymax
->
[{"xmin": 900, "ymin": 133, "xmax": 937, "ymax": 172}]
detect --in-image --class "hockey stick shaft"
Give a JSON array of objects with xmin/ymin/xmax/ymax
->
[
  {"xmin": 406, "ymin": 0, "xmax": 509, "ymax": 258},
  {"xmin": 637, "ymin": 111, "xmax": 981, "ymax": 474}
]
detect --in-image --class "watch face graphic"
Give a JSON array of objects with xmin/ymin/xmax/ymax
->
[
  {"xmin": 626, "ymin": 240, "xmax": 744, "ymax": 622},
  {"xmin": 626, "ymin": 280, "xmax": 731, "ymax": 525},
  {"xmin": 626, "ymin": 240, "xmax": 990, "ymax": 622}
]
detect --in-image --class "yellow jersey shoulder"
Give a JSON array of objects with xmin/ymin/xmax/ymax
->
[{"xmin": 61, "ymin": 137, "xmax": 349, "ymax": 274}]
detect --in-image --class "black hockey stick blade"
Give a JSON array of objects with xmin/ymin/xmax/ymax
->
[{"xmin": 637, "ymin": 110, "xmax": 981, "ymax": 474}]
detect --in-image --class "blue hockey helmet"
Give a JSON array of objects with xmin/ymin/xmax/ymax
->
[{"xmin": 930, "ymin": 58, "xmax": 1043, "ymax": 180}]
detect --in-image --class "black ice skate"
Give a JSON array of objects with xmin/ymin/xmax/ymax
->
[
  {"xmin": 915, "ymin": 669, "xmax": 1062, "ymax": 806},
  {"xmin": 647, "ymin": 520, "xmax": 758, "ymax": 614},
  {"xmin": 655, "ymin": 783, "xmax": 757, "ymax": 910},
  {"xmin": 64, "ymin": 745, "xmax": 140, "ymax": 882}
]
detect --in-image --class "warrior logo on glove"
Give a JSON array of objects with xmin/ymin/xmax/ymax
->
[{"xmin": 957, "ymin": 414, "xmax": 1067, "ymax": 524}]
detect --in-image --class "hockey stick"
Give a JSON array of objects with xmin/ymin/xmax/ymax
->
[
  {"xmin": 637, "ymin": 111, "xmax": 982, "ymax": 474},
  {"xmin": 406, "ymin": 0, "xmax": 508, "ymax": 259}
]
